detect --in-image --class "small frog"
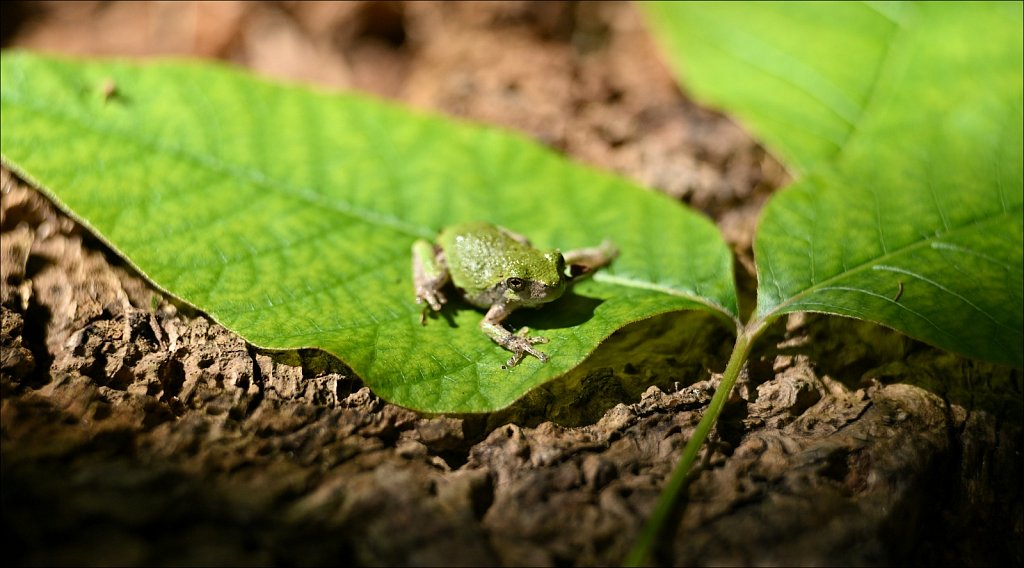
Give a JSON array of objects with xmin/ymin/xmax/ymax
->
[{"xmin": 412, "ymin": 221, "xmax": 617, "ymax": 367}]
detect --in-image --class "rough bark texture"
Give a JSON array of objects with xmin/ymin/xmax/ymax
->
[{"xmin": 2, "ymin": 2, "xmax": 1021, "ymax": 566}]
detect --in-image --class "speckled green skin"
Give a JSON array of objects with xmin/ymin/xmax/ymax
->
[{"xmin": 436, "ymin": 222, "xmax": 566, "ymax": 309}]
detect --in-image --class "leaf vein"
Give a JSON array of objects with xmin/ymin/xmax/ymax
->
[
  {"xmin": 760, "ymin": 206, "xmax": 1022, "ymax": 319},
  {"xmin": 871, "ymin": 264, "xmax": 1019, "ymax": 335}
]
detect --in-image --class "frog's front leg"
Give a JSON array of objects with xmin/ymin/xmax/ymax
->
[
  {"xmin": 480, "ymin": 304, "xmax": 549, "ymax": 367},
  {"xmin": 412, "ymin": 239, "xmax": 449, "ymax": 324},
  {"xmin": 563, "ymin": 239, "xmax": 619, "ymax": 280}
]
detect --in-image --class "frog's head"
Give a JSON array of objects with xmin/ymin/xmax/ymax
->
[{"xmin": 501, "ymin": 249, "xmax": 567, "ymax": 307}]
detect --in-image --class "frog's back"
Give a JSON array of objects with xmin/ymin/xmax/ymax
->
[{"xmin": 438, "ymin": 222, "xmax": 526, "ymax": 292}]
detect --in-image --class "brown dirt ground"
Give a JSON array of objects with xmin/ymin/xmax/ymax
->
[{"xmin": 1, "ymin": 2, "xmax": 1021, "ymax": 566}]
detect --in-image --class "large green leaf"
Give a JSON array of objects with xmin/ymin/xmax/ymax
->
[
  {"xmin": 0, "ymin": 51, "xmax": 738, "ymax": 412},
  {"xmin": 645, "ymin": 2, "xmax": 1023, "ymax": 367}
]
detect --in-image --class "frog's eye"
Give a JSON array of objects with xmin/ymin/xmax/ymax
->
[{"xmin": 506, "ymin": 277, "xmax": 527, "ymax": 290}]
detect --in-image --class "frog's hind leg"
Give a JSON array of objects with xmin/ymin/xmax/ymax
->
[{"xmin": 412, "ymin": 239, "xmax": 449, "ymax": 323}]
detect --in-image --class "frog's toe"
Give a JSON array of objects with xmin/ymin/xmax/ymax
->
[
  {"xmin": 415, "ymin": 288, "xmax": 447, "ymax": 312},
  {"xmin": 526, "ymin": 345, "xmax": 550, "ymax": 362},
  {"xmin": 514, "ymin": 327, "xmax": 549, "ymax": 345},
  {"xmin": 506, "ymin": 347, "xmax": 548, "ymax": 367}
]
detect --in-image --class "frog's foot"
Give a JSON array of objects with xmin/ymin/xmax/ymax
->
[
  {"xmin": 502, "ymin": 327, "xmax": 549, "ymax": 367},
  {"xmin": 412, "ymin": 239, "xmax": 449, "ymax": 324},
  {"xmin": 416, "ymin": 288, "xmax": 447, "ymax": 325}
]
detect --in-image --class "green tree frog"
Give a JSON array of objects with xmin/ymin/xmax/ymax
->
[{"xmin": 412, "ymin": 222, "xmax": 618, "ymax": 367}]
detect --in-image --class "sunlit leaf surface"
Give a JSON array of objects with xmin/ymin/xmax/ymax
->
[{"xmin": 0, "ymin": 51, "xmax": 739, "ymax": 411}]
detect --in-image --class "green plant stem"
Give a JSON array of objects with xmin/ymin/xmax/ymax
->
[{"xmin": 623, "ymin": 320, "xmax": 766, "ymax": 567}]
